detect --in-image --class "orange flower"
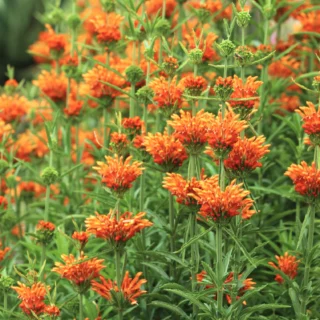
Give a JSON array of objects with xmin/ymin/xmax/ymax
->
[
  {"xmin": 197, "ymin": 270, "xmax": 255, "ymax": 305},
  {"xmin": 110, "ymin": 132, "xmax": 129, "ymax": 155},
  {"xmin": 122, "ymin": 116, "xmax": 144, "ymax": 135},
  {"xmin": 52, "ymin": 253, "xmax": 105, "ymax": 288},
  {"xmin": 185, "ymin": 31, "xmax": 219, "ymax": 62},
  {"xmin": 149, "ymin": 76, "xmax": 183, "ymax": 116},
  {"xmin": 18, "ymin": 181, "xmax": 45, "ymax": 198},
  {"xmin": 0, "ymin": 120, "xmax": 13, "ymax": 141},
  {"xmin": 206, "ymin": 110, "xmax": 247, "ymax": 158},
  {"xmin": 36, "ymin": 220, "xmax": 55, "ymax": 231},
  {"xmin": 143, "ymin": 132, "xmax": 188, "ymax": 171},
  {"xmin": 163, "ymin": 173, "xmax": 203, "ymax": 206},
  {"xmin": 33, "ymin": 70, "xmax": 68, "ymax": 102},
  {"xmin": 12, "ymin": 282, "xmax": 48, "ymax": 315},
  {"xmin": 192, "ymin": 175, "xmax": 255, "ymax": 220},
  {"xmin": 14, "ymin": 130, "xmax": 49, "ymax": 162},
  {"xmin": 93, "ymin": 155, "xmax": 144, "ymax": 196},
  {"xmin": 85, "ymin": 211, "xmax": 152, "ymax": 244},
  {"xmin": 189, "ymin": 0, "xmax": 232, "ymax": 20},
  {"xmin": 0, "ymin": 241, "xmax": 10, "ymax": 262},
  {"xmin": 5, "ymin": 79, "xmax": 18, "ymax": 88},
  {"xmin": 83, "ymin": 65, "xmax": 126, "ymax": 100},
  {"xmin": 28, "ymin": 30, "xmax": 51, "ymax": 63},
  {"xmin": 275, "ymin": 93, "xmax": 300, "ymax": 113},
  {"xmin": 0, "ymin": 94, "xmax": 30, "ymax": 123},
  {"xmin": 168, "ymin": 110, "xmax": 214, "ymax": 153},
  {"xmin": 44, "ymin": 24, "xmax": 68, "ymax": 54},
  {"xmin": 285, "ymin": 161, "xmax": 320, "ymax": 198},
  {"xmin": 91, "ymin": 271, "xmax": 147, "ymax": 305},
  {"xmin": 180, "ymin": 75, "xmax": 207, "ymax": 97},
  {"xmin": 64, "ymin": 94, "xmax": 84, "ymax": 117},
  {"xmin": 0, "ymin": 196, "xmax": 8, "ymax": 209},
  {"xmin": 296, "ymin": 102, "xmax": 320, "ymax": 145},
  {"xmin": 296, "ymin": 11, "xmax": 320, "ymax": 33},
  {"xmin": 91, "ymin": 12, "xmax": 123, "ymax": 45},
  {"xmin": 72, "ymin": 231, "xmax": 89, "ymax": 249},
  {"xmin": 224, "ymin": 136, "xmax": 270, "ymax": 176},
  {"xmin": 268, "ymin": 56, "xmax": 300, "ymax": 78},
  {"xmin": 146, "ymin": 0, "xmax": 176, "ymax": 17},
  {"xmin": 229, "ymin": 75, "xmax": 262, "ymax": 117},
  {"xmin": 268, "ymin": 252, "xmax": 299, "ymax": 284}
]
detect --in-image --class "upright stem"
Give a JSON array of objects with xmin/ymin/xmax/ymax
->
[
  {"xmin": 188, "ymin": 154, "xmax": 199, "ymax": 317},
  {"xmin": 79, "ymin": 293, "xmax": 84, "ymax": 320},
  {"xmin": 4, "ymin": 291, "xmax": 7, "ymax": 312},
  {"xmin": 216, "ymin": 224, "xmax": 223, "ymax": 315},
  {"xmin": 103, "ymin": 108, "xmax": 108, "ymax": 149},
  {"xmin": 129, "ymin": 84, "xmax": 136, "ymax": 117}
]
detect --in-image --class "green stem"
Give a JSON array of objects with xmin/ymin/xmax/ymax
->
[
  {"xmin": 40, "ymin": 245, "xmax": 46, "ymax": 281},
  {"xmin": 79, "ymin": 293, "xmax": 84, "ymax": 320},
  {"xmin": 216, "ymin": 224, "xmax": 223, "ymax": 316},
  {"xmin": 4, "ymin": 291, "xmax": 7, "ymax": 312},
  {"xmin": 300, "ymin": 204, "xmax": 315, "ymax": 316},
  {"xmin": 103, "ymin": 108, "xmax": 108, "ymax": 149},
  {"xmin": 115, "ymin": 249, "xmax": 123, "ymax": 320},
  {"xmin": 129, "ymin": 84, "xmax": 136, "ymax": 117},
  {"xmin": 188, "ymin": 154, "xmax": 199, "ymax": 317}
]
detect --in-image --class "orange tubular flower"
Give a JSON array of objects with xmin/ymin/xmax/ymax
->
[
  {"xmin": 83, "ymin": 65, "xmax": 126, "ymax": 101},
  {"xmin": 229, "ymin": 75, "xmax": 262, "ymax": 118},
  {"xmin": 180, "ymin": 75, "xmax": 207, "ymax": 97},
  {"xmin": 52, "ymin": 253, "xmax": 105, "ymax": 290},
  {"xmin": 285, "ymin": 161, "xmax": 320, "ymax": 198},
  {"xmin": 168, "ymin": 110, "xmax": 214, "ymax": 154},
  {"xmin": 85, "ymin": 211, "xmax": 152, "ymax": 245},
  {"xmin": 44, "ymin": 24, "xmax": 67, "ymax": 54},
  {"xmin": 143, "ymin": 132, "xmax": 188, "ymax": 172},
  {"xmin": 91, "ymin": 271, "xmax": 147, "ymax": 305},
  {"xmin": 72, "ymin": 231, "xmax": 89, "ymax": 249},
  {"xmin": 11, "ymin": 282, "xmax": 59, "ymax": 316},
  {"xmin": 122, "ymin": 116, "xmax": 144, "ymax": 135},
  {"xmin": 163, "ymin": 173, "xmax": 203, "ymax": 206},
  {"xmin": 33, "ymin": 70, "xmax": 68, "ymax": 102},
  {"xmin": 146, "ymin": 0, "xmax": 176, "ymax": 17},
  {"xmin": 0, "ymin": 241, "xmax": 10, "ymax": 262},
  {"xmin": 36, "ymin": 220, "xmax": 55, "ymax": 231},
  {"xmin": 0, "ymin": 196, "xmax": 8, "ymax": 210},
  {"xmin": 64, "ymin": 94, "xmax": 84, "ymax": 117},
  {"xmin": 206, "ymin": 110, "xmax": 247, "ymax": 158},
  {"xmin": 110, "ymin": 132, "xmax": 129, "ymax": 155},
  {"xmin": 91, "ymin": 12, "xmax": 123, "ymax": 45},
  {"xmin": 268, "ymin": 252, "xmax": 299, "ymax": 284},
  {"xmin": 0, "ymin": 120, "xmax": 13, "ymax": 140},
  {"xmin": 224, "ymin": 136, "xmax": 270, "ymax": 176},
  {"xmin": 0, "ymin": 94, "xmax": 30, "ymax": 123},
  {"xmin": 296, "ymin": 102, "xmax": 320, "ymax": 145},
  {"xmin": 268, "ymin": 56, "xmax": 300, "ymax": 78},
  {"xmin": 197, "ymin": 270, "xmax": 255, "ymax": 305},
  {"xmin": 149, "ymin": 76, "xmax": 183, "ymax": 117},
  {"xmin": 192, "ymin": 175, "xmax": 255, "ymax": 220},
  {"xmin": 93, "ymin": 155, "xmax": 143, "ymax": 196}
]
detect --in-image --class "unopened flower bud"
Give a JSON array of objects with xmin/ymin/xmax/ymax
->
[
  {"xmin": 218, "ymin": 39, "xmax": 236, "ymax": 57},
  {"xmin": 234, "ymin": 46, "xmax": 253, "ymax": 66},
  {"xmin": 67, "ymin": 13, "xmax": 81, "ymax": 30},
  {"xmin": 214, "ymin": 77, "xmax": 234, "ymax": 101},
  {"xmin": 125, "ymin": 65, "xmax": 144, "ymax": 84},
  {"xmin": 312, "ymin": 76, "xmax": 320, "ymax": 92},
  {"xmin": 236, "ymin": 11, "xmax": 251, "ymax": 28},
  {"xmin": 161, "ymin": 57, "xmax": 179, "ymax": 77},
  {"xmin": 41, "ymin": 167, "xmax": 58, "ymax": 185},
  {"xmin": 263, "ymin": 4, "xmax": 276, "ymax": 20},
  {"xmin": 46, "ymin": 8, "xmax": 64, "ymax": 25},
  {"xmin": 155, "ymin": 19, "xmax": 171, "ymax": 36},
  {"xmin": 36, "ymin": 220, "xmax": 56, "ymax": 245},
  {"xmin": 0, "ymin": 275, "xmax": 14, "ymax": 292},
  {"xmin": 136, "ymin": 86, "xmax": 154, "ymax": 105},
  {"xmin": 189, "ymin": 48, "xmax": 203, "ymax": 65},
  {"xmin": 101, "ymin": 0, "xmax": 116, "ymax": 12}
]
